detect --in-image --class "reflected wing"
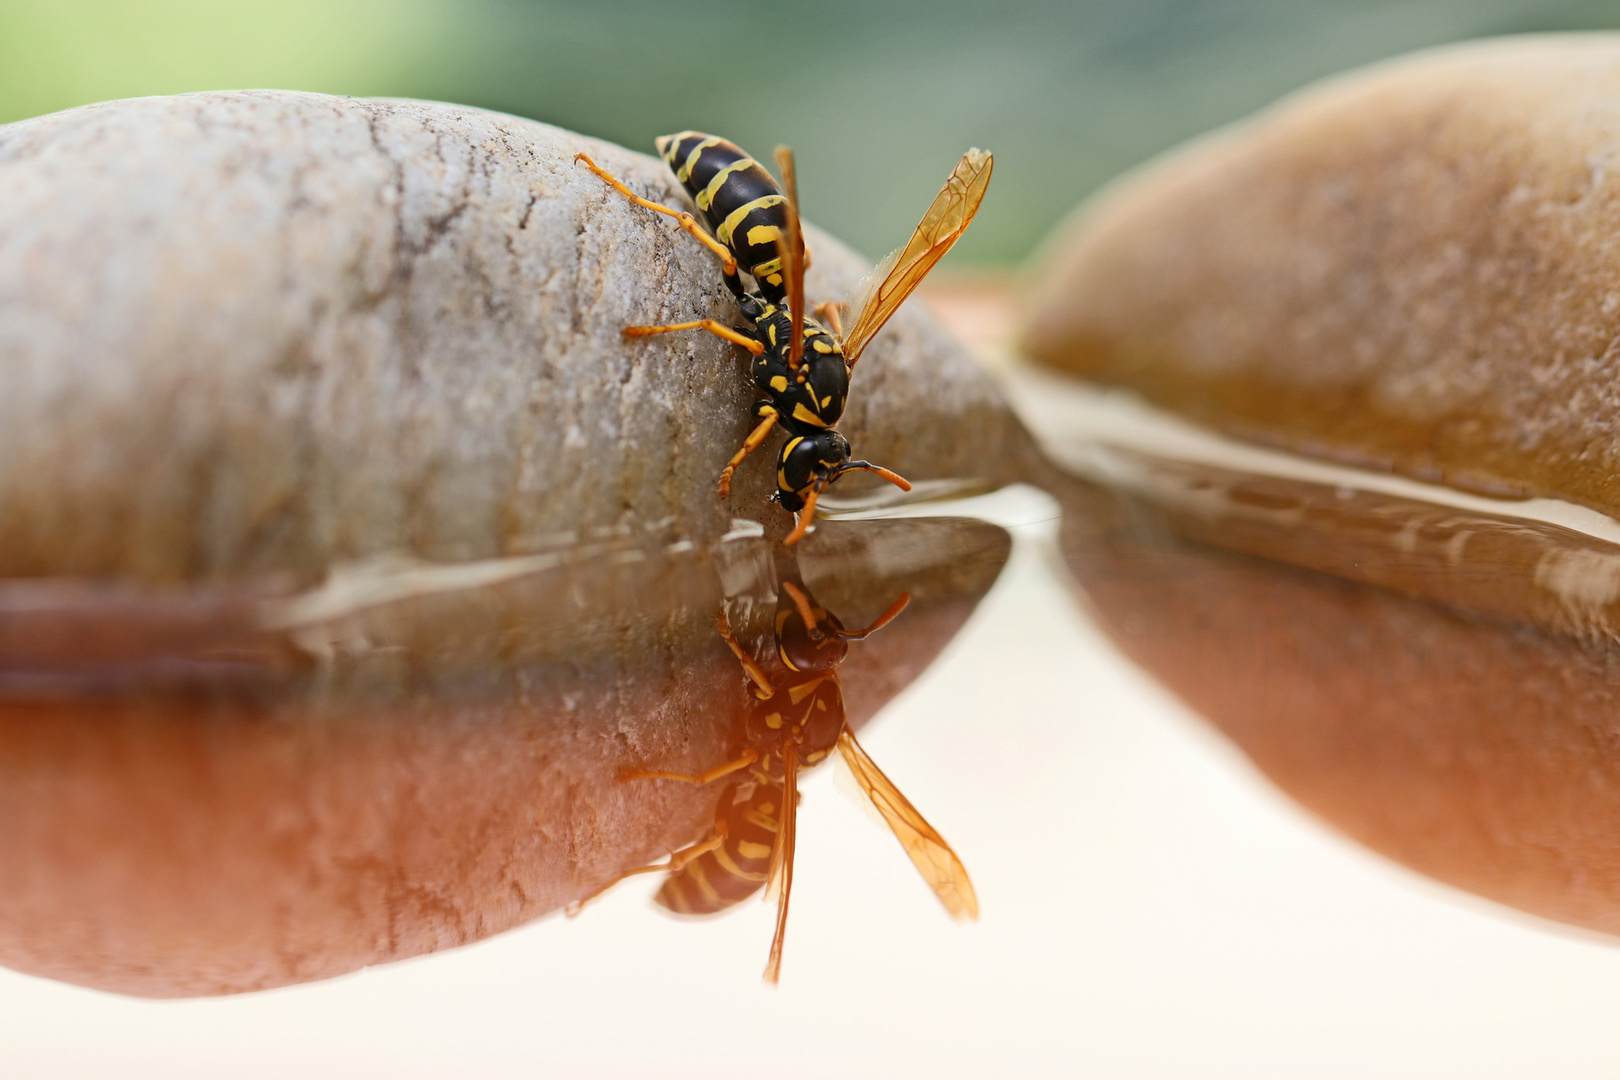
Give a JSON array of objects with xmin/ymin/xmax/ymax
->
[
  {"xmin": 773, "ymin": 145, "xmax": 808, "ymax": 371},
  {"xmin": 836, "ymin": 727, "xmax": 978, "ymax": 920},
  {"xmin": 763, "ymin": 741, "xmax": 800, "ymax": 984},
  {"xmin": 840, "ymin": 149, "xmax": 993, "ymax": 365}
]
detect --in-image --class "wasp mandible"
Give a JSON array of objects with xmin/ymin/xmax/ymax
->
[
  {"xmin": 582, "ymin": 556, "xmax": 977, "ymax": 983},
  {"xmin": 576, "ymin": 135, "xmax": 992, "ymax": 543}
]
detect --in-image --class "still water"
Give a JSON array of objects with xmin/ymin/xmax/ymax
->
[{"xmin": 8, "ymin": 374, "xmax": 1620, "ymax": 1075}]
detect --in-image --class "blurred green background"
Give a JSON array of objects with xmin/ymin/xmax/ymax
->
[{"xmin": 5, "ymin": 0, "xmax": 1620, "ymax": 265}]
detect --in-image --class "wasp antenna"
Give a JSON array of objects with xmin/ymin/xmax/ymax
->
[
  {"xmin": 835, "ymin": 591, "xmax": 911, "ymax": 640},
  {"xmin": 837, "ymin": 460, "xmax": 913, "ymax": 492}
]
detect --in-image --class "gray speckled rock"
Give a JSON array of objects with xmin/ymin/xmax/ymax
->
[{"xmin": 0, "ymin": 90, "xmax": 1029, "ymax": 584}]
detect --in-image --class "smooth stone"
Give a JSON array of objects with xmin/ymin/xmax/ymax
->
[
  {"xmin": 1022, "ymin": 35, "xmax": 1620, "ymax": 517},
  {"xmin": 0, "ymin": 90, "xmax": 1031, "ymax": 584}
]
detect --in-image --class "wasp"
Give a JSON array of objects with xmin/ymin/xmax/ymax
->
[
  {"xmin": 576, "ymin": 134, "xmax": 992, "ymax": 543},
  {"xmin": 591, "ymin": 555, "xmax": 977, "ymax": 983}
]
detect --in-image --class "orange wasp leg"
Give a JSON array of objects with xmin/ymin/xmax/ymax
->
[
  {"xmin": 812, "ymin": 301, "xmax": 844, "ymax": 339},
  {"xmin": 620, "ymin": 748, "xmax": 759, "ymax": 786},
  {"xmin": 782, "ymin": 476, "xmax": 829, "ymax": 547},
  {"xmin": 565, "ymin": 821, "xmax": 730, "ymax": 917},
  {"xmin": 779, "ymin": 581, "xmax": 824, "ymax": 640},
  {"xmin": 716, "ymin": 610, "xmax": 775, "ymax": 697},
  {"xmin": 623, "ymin": 320, "xmax": 764, "ymax": 356},
  {"xmin": 574, "ymin": 152, "xmax": 738, "ymax": 276},
  {"xmin": 717, "ymin": 407, "xmax": 779, "ymax": 496}
]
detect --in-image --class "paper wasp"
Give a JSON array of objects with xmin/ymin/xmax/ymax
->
[
  {"xmin": 576, "ymin": 134, "xmax": 992, "ymax": 544},
  {"xmin": 594, "ymin": 554, "xmax": 977, "ymax": 983}
]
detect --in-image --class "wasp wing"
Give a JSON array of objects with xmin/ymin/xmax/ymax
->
[
  {"xmin": 836, "ymin": 727, "xmax": 978, "ymax": 920},
  {"xmin": 763, "ymin": 741, "xmax": 800, "ymax": 983},
  {"xmin": 773, "ymin": 145, "xmax": 808, "ymax": 371},
  {"xmin": 840, "ymin": 148, "xmax": 993, "ymax": 366}
]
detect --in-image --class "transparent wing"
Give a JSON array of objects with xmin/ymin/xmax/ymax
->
[
  {"xmin": 836, "ymin": 727, "xmax": 978, "ymax": 920},
  {"xmin": 763, "ymin": 741, "xmax": 800, "ymax": 984},
  {"xmin": 773, "ymin": 145, "xmax": 808, "ymax": 371},
  {"xmin": 840, "ymin": 148, "xmax": 993, "ymax": 365}
]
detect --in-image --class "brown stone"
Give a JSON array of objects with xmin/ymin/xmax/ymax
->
[{"xmin": 1022, "ymin": 35, "xmax": 1620, "ymax": 512}]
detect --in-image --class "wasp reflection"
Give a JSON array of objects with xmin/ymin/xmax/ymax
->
[{"xmin": 592, "ymin": 551, "xmax": 976, "ymax": 983}]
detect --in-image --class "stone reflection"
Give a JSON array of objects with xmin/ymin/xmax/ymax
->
[
  {"xmin": 0, "ymin": 516, "xmax": 1009, "ymax": 997},
  {"xmin": 1049, "ymin": 458, "xmax": 1620, "ymax": 940}
]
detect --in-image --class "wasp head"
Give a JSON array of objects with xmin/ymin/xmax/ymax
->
[
  {"xmin": 774, "ymin": 591, "xmax": 850, "ymax": 673},
  {"xmin": 775, "ymin": 430, "xmax": 850, "ymax": 513}
]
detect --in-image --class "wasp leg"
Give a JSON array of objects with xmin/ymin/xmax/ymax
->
[
  {"xmin": 566, "ymin": 822, "xmax": 730, "ymax": 917},
  {"xmin": 779, "ymin": 581, "xmax": 827, "ymax": 643},
  {"xmin": 717, "ymin": 609, "xmax": 775, "ymax": 697},
  {"xmin": 717, "ymin": 405, "xmax": 780, "ymax": 496},
  {"xmin": 812, "ymin": 301, "xmax": 843, "ymax": 339},
  {"xmin": 621, "ymin": 748, "xmax": 759, "ymax": 786},
  {"xmin": 574, "ymin": 152, "xmax": 738, "ymax": 276},
  {"xmin": 783, "ymin": 475, "xmax": 830, "ymax": 546},
  {"xmin": 623, "ymin": 320, "xmax": 764, "ymax": 356}
]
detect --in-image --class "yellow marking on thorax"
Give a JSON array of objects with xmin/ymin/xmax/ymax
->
[
  {"xmin": 767, "ymin": 323, "xmax": 777, "ymax": 347},
  {"xmin": 752, "ymin": 256, "xmax": 782, "ymax": 278},
  {"xmin": 812, "ymin": 339, "xmax": 833, "ymax": 354},
  {"xmin": 697, "ymin": 157, "xmax": 757, "ymax": 211},
  {"xmin": 791, "ymin": 402, "xmax": 827, "ymax": 426},
  {"xmin": 676, "ymin": 136, "xmax": 725, "ymax": 184},
  {"xmin": 787, "ymin": 676, "xmax": 827, "ymax": 704},
  {"xmin": 770, "ymin": 375, "xmax": 788, "ymax": 392},
  {"xmin": 717, "ymin": 194, "xmax": 784, "ymax": 247}
]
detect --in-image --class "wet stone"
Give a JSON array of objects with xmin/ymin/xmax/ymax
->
[
  {"xmin": 0, "ymin": 90, "xmax": 1031, "ymax": 584},
  {"xmin": 1022, "ymin": 36, "xmax": 1620, "ymax": 519}
]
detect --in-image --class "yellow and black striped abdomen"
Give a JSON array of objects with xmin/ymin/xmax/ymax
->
[
  {"xmin": 657, "ymin": 779, "xmax": 782, "ymax": 916},
  {"xmin": 655, "ymin": 131, "xmax": 790, "ymax": 301}
]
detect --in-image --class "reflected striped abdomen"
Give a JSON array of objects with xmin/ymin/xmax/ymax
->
[{"xmin": 657, "ymin": 780, "xmax": 782, "ymax": 916}]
